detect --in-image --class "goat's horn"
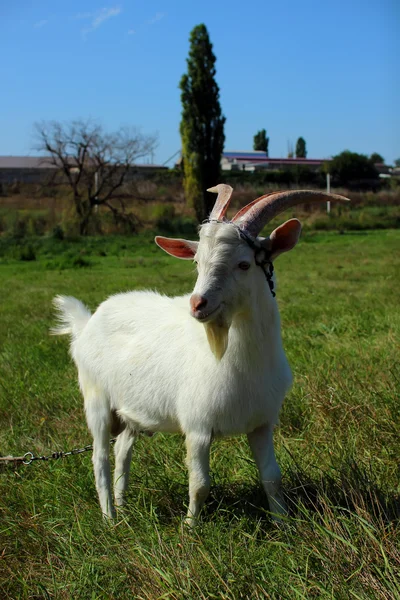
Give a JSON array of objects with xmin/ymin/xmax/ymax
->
[
  {"xmin": 232, "ymin": 190, "xmax": 350, "ymax": 237},
  {"xmin": 208, "ymin": 184, "xmax": 234, "ymax": 220}
]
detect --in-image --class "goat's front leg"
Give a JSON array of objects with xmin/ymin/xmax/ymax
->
[
  {"xmin": 247, "ymin": 424, "xmax": 287, "ymax": 521},
  {"xmin": 185, "ymin": 432, "xmax": 211, "ymax": 526}
]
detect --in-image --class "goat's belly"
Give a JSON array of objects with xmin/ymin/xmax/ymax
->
[
  {"xmin": 115, "ymin": 390, "xmax": 282, "ymax": 437},
  {"xmin": 109, "ymin": 378, "xmax": 183, "ymax": 435},
  {"xmin": 116, "ymin": 405, "xmax": 182, "ymax": 434}
]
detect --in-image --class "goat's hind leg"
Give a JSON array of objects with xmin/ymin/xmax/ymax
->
[
  {"xmin": 113, "ymin": 424, "xmax": 136, "ymax": 507},
  {"xmin": 247, "ymin": 424, "xmax": 287, "ymax": 521},
  {"xmin": 84, "ymin": 385, "xmax": 115, "ymax": 519}
]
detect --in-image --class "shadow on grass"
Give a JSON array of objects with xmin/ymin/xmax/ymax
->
[
  {"xmin": 139, "ymin": 462, "xmax": 400, "ymax": 527},
  {"xmin": 284, "ymin": 462, "xmax": 399, "ymax": 524}
]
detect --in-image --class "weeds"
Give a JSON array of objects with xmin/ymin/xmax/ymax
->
[{"xmin": 0, "ymin": 184, "xmax": 399, "ymax": 240}]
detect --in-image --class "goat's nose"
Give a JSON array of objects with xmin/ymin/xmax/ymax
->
[{"xmin": 190, "ymin": 294, "xmax": 208, "ymax": 312}]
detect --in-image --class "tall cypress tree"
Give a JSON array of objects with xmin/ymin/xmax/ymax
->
[
  {"xmin": 179, "ymin": 24, "xmax": 226, "ymax": 221},
  {"xmin": 253, "ymin": 129, "xmax": 269, "ymax": 156},
  {"xmin": 295, "ymin": 137, "xmax": 307, "ymax": 158}
]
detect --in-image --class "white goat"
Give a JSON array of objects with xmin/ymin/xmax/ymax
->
[{"xmin": 52, "ymin": 185, "xmax": 348, "ymax": 523}]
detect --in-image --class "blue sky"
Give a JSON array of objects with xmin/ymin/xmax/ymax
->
[{"xmin": 1, "ymin": 0, "xmax": 399, "ymax": 165}]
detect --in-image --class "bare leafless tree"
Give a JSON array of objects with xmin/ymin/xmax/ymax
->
[{"xmin": 34, "ymin": 120, "xmax": 158, "ymax": 235}]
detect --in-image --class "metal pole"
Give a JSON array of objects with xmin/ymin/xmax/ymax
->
[
  {"xmin": 326, "ymin": 172, "xmax": 331, "ymax": 214},
  {"xmin": 94, "ymin": 171, "xmax": 99, "ymax": 213}
]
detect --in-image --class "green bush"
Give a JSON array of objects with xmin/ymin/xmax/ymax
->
[
  {"xmin": 72, "ymin": 256, "xmax": 92, "ymax": 268},
  {"xmin": 52, "ymin": 225, "xmax": 65, "ymax": 240},
  {"xmin": 18, "ymin": 244, "xmax": 36, "ymax": 261},
  {"xmin": 153, "ymin": 204, "xmax": 176, "ymax": 233},
  {"xmin": 152, "ymin": 203, "xmax": 197, "ymax": 236},
  {"xmin": 9, "ymin": 213, "xmax": 28, "ymax": 239},
  {"xmin": 27, "ymin": 214, "xmax": 47, "ymax": 236}
]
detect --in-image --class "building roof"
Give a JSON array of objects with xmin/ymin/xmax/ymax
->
[
  {"xmin": 224, "ymin": 151, "xmax": 267, "ymax": 158},
  {"xmin": 223, "ymin": 151, "xmax": 268, "ymax": 162},
  {"xmin": 260, "ymin": 158, "xmax": 330, "ymax": 165},
  {"xmin": 223, "ymin": 152, "xmax": 330, "ymax": 165},
  {"xmin": 0, "ymin": 156, "xmax": 58, "ymax": 169},
  {"xmin": 0, "ymin": 156, "xmax": 167, "ymax": 170}
]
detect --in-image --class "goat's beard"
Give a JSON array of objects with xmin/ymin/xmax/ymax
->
[{"xmin": 204, "ymin": 314, "xmax": 231, "ymax": 360}]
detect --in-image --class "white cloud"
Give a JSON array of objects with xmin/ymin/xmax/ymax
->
[
  {"xmin": 79, "ymin": 6, "xmax": 122, "ymax": 38},
  {"xmin": 126, "ymin": 12, "xmax": 166, "ymax": 38},
  {"xmin": 74, "ymin": 12, "xmax": 95, "ymax": 20},
  {"xmin": 91, "ymin": 6, "xmax": 121, "ymax": 29},
  {"xmin": 148, "ymin": 12, "xmax": 165, "ymax": 25},
  {"xmin": 34, "ymin": 20, "xmax": 48, "ymax": 29}
]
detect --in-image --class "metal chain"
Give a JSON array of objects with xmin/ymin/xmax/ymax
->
[{"xmin": 0, "ymin": 439, "xmax": 117, "ymax": 467}]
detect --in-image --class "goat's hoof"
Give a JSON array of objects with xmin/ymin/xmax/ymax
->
[
  {"xmin": 269, "ymin": 504, "xmax": 289, "ymax": 526},
  {"xmin": 268, "ymin": 494, "xmax": 287, "ymax": 519},
  {"xmin": 102, "ymin": 511, "xmax": 116, "ymax": 523},
  {"xmin": 184, "ymin": 515, "xmax": 197, "ymax": 529},
  {"xmin": 270, "ymin": 514, "xmax": 286, "ymax": 526}
]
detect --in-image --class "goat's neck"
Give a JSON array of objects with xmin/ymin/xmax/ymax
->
[{"xmin": 229, "ymin": 286, "xmax": 283, "ymax": 363}]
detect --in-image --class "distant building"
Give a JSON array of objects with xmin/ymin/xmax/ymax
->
[
  {"xmin": 221, "ymin": 151, "xmax": 331, "ymax": 172},
  {"xmin": 373, "ymin": 163, "xmax": 391, "ymax": 177},
  {"xmin": 0, "ymin": 156, "xmax": 57, "ymax": 184},
  {"xmin": 221, "ymin": 151, "xmax": 269, "ymax": 169},
  {"xmin": 0, "ymin": 156, "xmax": 167, "ymax": 184},
  {"xmin": 391, "ymin": 165, "xmax": 400, "ymax": 177}
]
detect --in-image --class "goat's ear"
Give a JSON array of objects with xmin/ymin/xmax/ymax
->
[
  {"xmin": 262, "ymin": 218, "xmax": 302, "ymax": 260},
  {"xmin": 155, "ymin": 236, "xmax": 198, "ymax": 260}
]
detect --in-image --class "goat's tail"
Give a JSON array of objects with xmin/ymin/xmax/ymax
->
[{"xmin": 51, "ymin": 295, "xmax": 92, "ymax": 339}]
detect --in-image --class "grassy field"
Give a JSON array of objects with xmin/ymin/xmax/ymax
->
[{"xmin": 0, "ymin": 229, "xmax": 399, "ymax": 599}]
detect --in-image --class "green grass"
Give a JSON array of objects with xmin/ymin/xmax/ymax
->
[{"xmin": 0, "ymin": 230, "xmax": 399, "ymax": 599}]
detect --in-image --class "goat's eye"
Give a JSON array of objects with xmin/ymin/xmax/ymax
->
[{"xmin": 238, "ymin": 262, "xmax": 251, "ymax": 271}]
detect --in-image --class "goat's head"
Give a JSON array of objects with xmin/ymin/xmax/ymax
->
[{"xmin": 156, "ymin": 185, "xmax": 349, "ymax": 359}]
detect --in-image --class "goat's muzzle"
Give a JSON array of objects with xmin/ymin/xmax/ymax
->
[{"xmin": 190, "ymin": 294, "xmax": 221, "ymax": 322}]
